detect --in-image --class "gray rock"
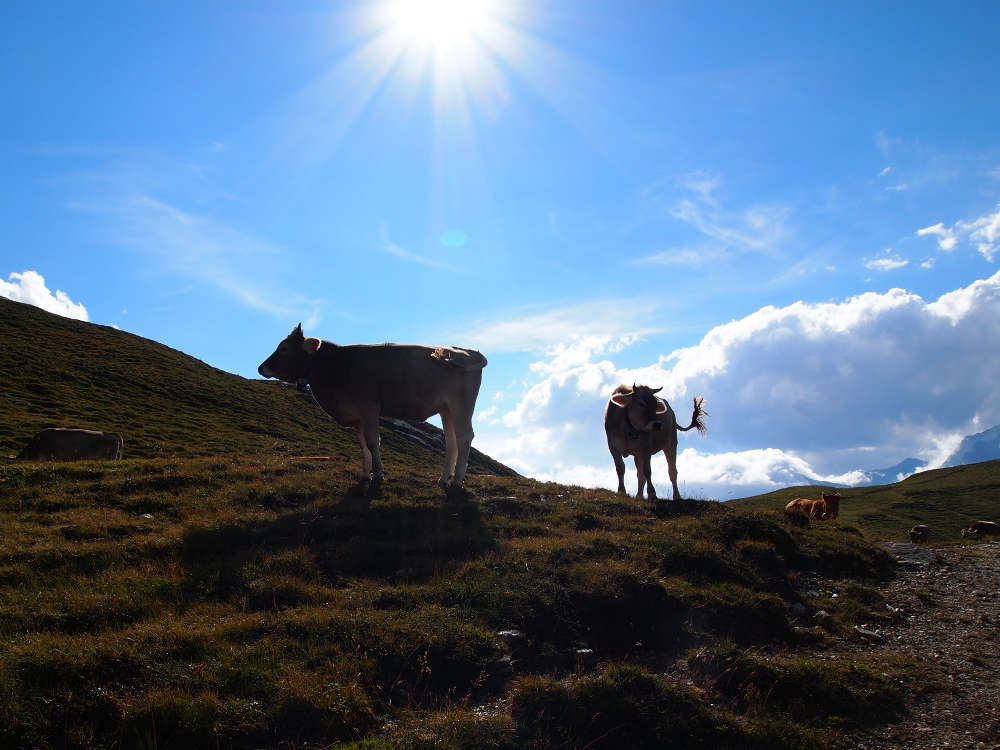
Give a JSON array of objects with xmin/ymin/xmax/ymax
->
[{"xmin": 878, "ymin": 542, "xmax": 938, "ymax": 568}]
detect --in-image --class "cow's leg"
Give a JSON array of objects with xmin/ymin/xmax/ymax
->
[
  {"xmin": 357, "ymin": 426, "xmax": 373, "ymax": 481},
  {"xmin": 437, "ymin": 406, "xmax": 458, "ymax": 489},
  {"xmin": 451, "ymin": 416, "xmax": 475, "ymax": 488},
  {"xmin": 664, "ymin": 436, "xmax": 681, "ymax": 500},
  {"xmin": 643, "ymin": 452, "xmax": 658, "ymax": 501},
  {"xmin": 358, "ymin": 418, "xmax": 383, "ymax": 484},
  {"xmin": 635, "ymin": 454, "xmax": 648, "ymax": 500},
  {"xmin": 608, "ymin": 440, "xmax": 627, "ymax": 495}
]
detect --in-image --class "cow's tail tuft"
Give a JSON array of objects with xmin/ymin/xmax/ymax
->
[
  {"xmin": 431, "ymin": 347, "xmax": 488, "ymax": 370},
  {"xmin": 677, "ymin": 396, "xmax": 708, "ymax": 434}
]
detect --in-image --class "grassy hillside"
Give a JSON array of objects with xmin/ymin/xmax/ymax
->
[
  {"xmin": 729, "ymin": 459, "xmax": 1000, "ymax": 543},
  {"xmin": 0, "ymin": 457, "xmax": 914, "ymax": 749},
  {"xmin": 0, "ymin": 297, "xmax": 513, "ymax": 476}
]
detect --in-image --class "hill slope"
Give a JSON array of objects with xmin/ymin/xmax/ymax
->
[
  {"xmin": 0, "ymin": 297, "xmax": 514, "ymax": 476},
  {"xmin": 729, "ymin": 459, "xmax": 1000, "ymax": 542}
]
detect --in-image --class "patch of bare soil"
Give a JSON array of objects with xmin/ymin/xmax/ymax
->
[{"xmin": 848, "ymin": 541, "xmax": 1000, "ymax": 750}]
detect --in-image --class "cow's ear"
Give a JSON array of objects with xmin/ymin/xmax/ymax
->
[
  {"xmin": 610, "ymin": 392, "xmax": 631, "ymax": 408},
  {"xmin": 303, "ymin": 337, "xmax": 322, "ymax": 354},
  {"xmin": 655, "ymin": 399, "xmax": 668, "ymax": 414}
]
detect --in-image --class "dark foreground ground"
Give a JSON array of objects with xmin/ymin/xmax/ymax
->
[
  {"xmin": 1, "ymin": 454, "xmax": 997, "ymax": 749},
  {"xmin": 845, "ymin": 541, "xmax": 1000, "ymax": 750}
]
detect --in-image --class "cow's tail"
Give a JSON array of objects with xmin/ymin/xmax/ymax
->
[
  {"xmin": 431, "ymin": 347, "xmax": 488, "ymax": 371},
  {"xmin": 676, "ymin": 396, "xmax": 708, "ymax": 434}
]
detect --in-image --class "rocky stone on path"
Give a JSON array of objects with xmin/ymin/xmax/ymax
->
[{"xmin": 878, "ymin": 541, "xmax": 939, "ymax": 568}]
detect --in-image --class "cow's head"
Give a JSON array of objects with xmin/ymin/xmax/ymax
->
[
  {"xmin": 610, "ymin": 384, "xmax": 668, "ymax": 432},
  {"xmin": 258, "ymin": 324, "xmax": 322, "ymax": 384}
]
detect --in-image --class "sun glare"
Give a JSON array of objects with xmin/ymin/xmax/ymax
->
[{"xmin": 384, "ymin": 0, "xmax": 495, "ymax": 61}]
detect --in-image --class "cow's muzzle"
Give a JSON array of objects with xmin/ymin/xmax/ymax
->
[{"xmin": 258, "ymin": 363, "xmax": 274, "ymax": 379}]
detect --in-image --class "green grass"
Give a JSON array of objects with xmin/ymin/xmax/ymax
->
[
  {"xmin": 729, "ymin": 459, "xmax": 1000, "ymax": 543},
  {"xmin": 0, "ymin": 455, "xmax": 915, "ymax": 749}
]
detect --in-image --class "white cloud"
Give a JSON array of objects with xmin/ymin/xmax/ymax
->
[
  {"xmin": 0, "ymin": 271, "xmax": 89, "ymax": 321},
  {"xmin": 916, "ymin": 204, "xmax": 1000, "ymax": 262},
  {"xmin": 878, "ymin": 166, "xmax": 892, "ymax": 177},
  {"xmin": 917, "ymin": 222, "xmax": 958, "ymax": 251},
  {"xmin": 477, "ymin": 271, "xmax": 1000, "ymax": 495},
  {"xmin": 959, "ymin": 205, "xmax": 1000, "ymax": 262},
  {"xmin": 864, "ymin": 254, "xmax": 908, "ymax": 271}
]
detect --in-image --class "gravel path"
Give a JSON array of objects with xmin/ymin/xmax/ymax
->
[{"xmin": 849, "ymin": 541, "xmax": 1000, "ymax": 750}]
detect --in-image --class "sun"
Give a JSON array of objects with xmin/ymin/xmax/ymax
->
[{"xmin": 381, "ymin": 0, "xmax": 497, "ymax": 65}]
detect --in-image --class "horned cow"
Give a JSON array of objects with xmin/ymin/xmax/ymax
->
[
  {"xmin": 603, "ymin": 384, "xmax": 707, "ymax": 501},
  {"xmin": 259, "ymin": 324, "xmax": 487, "ymax": 496},
  {"xmin": 17, "ymin": 428, "xmax": 123, "ymax": 461}
]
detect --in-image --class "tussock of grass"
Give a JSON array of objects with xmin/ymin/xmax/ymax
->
[
  {"xmin": 690, "ymin": 641, "xmax": 907, "ymax": 728},
  {"xmin": 511, "ymin": 663, "xmax": 819, "ymax": 750}
]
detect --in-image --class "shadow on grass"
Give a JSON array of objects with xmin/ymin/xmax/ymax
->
[{"xmin": 181, "ymin": 491, "xmax": 495, "ymax": 602}]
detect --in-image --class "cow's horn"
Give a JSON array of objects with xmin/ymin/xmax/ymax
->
[{"xmin": 651, "ymin": 386, "xmax": 662, "ymax": 394}]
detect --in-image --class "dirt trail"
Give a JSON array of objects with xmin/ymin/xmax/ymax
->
[{"xmin": 849, "ymin": 541, "xmax": 1000, "ymax": 750}]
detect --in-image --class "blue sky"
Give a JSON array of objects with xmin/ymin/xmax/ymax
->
[{"xmin": 3, "ymin": 1, "xmax": 1000, "ymax": 497}]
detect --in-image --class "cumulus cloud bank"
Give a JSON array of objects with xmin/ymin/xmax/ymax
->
[
  {"xmin": 0, "ymin": 271, "xmax": 89, "ymax": 321},
  {"xmin": 473, "ymin": 270, "xmax": 1000, "ymax": 498}
]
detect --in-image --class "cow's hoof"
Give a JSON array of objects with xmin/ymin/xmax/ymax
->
[{"xmin": 445, "ymin": 484, "xmax": 470, "ymax": 503}]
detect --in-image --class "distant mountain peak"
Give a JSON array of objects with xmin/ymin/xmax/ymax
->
[{"xmin": 944, "ymin": 424, "xmax": 1000, "ymax": 468}]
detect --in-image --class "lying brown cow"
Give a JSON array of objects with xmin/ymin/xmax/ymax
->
[
  {"xmin": 17, "ymin": 428, "xmax": 123, "ymax": 461},
  {"xmin": 909, "ymin": 524, "xmax": 930, "ymax": 543},
  {"xmin": 961, "ymin": 520, "xmax": 1000, "ymax": 538},
  {"xmin": 603, "ymin": 384, "xmax": 707, "ymax": 501},
  {"xmin": 785, "ymin": 491, "xmax": 841, "ymax": 520},
  {"xmin": 259, "ymin": 324, "xmax": 487, "ymax": 495}
]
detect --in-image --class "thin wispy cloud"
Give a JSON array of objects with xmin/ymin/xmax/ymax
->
[
  {"xmin": 645, "ymin": 172, "xmax": 791, "ymax": 256},
  {"xmin": 458, "ymin": 299, "xmax": 665, "ymax": 354},
  {"xmin": 633, "ymin": 245, "xmax": 721, "ymax": 266},
  {"xmin": 377, "ymin": 223, "xmax": 456, "ymax": 270},
  {"xmin": 73, "ymin": 192, "xmax": 322, "ymax": 323}
]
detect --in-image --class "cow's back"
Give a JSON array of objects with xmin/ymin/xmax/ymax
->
[{"xmin": 312, "ymin": 343, "xmax": 485, "ymax": 421}]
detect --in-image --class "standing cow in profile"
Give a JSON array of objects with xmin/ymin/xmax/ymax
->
[
  {"xmin": 258, "ymin": 324, "xmax": 487, "ymax": 496},
  {"xmin": 604, "ymin": 384, "xmax": 707, "ymax": 502}
]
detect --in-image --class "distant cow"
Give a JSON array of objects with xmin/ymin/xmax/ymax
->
[
  {"xmin": 17, "ymin": 428, "xmax": 123, "ymax": 461},
  {"xmin": 603, "ymin": 384, "xmax": 707, "ymax": 501},
  {"xmin": 259, "ymin": 324, "xmax": 487, "ymax": 495},
  {"xmin": 785, "ymin": 491, "xmax": 841, "ymax": 520},
  {"xmin": 909, "ymin": 524, "xmax": 930, "ymax": 543},
  {"xmin": 961, "ymin": 520, "xmax": 1000, "ymax": 538}
]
